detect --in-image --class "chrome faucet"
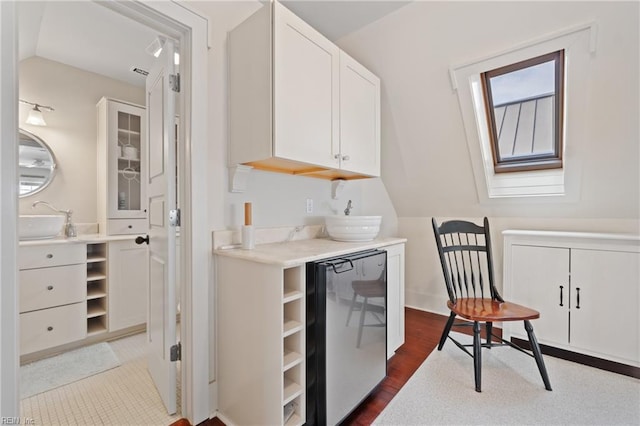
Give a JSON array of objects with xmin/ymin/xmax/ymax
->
[
  {"xmin": 32, "ymin": 201, "xmax": 77, "ymax": 238},
  {"xmin": 344, "ymin": 200, "xmax": 353, "ymax": 216}
]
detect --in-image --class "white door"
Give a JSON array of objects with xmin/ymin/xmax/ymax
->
[
  {"xmin": 570, "ymin": 249, "xmax": 640, "ymax": 365},
  {"xmin": 510, "ymin": 244, "xmax": 570, "ymax": 346},
  {"xmin": 273, "ymin": 1, "xmax": 340, "ymax": 169},
  {"xmin": 339, "ymin": 50, "xmax": 380, "ymax": 176},
  {"xmin": 145, "ymin": 39, "xmax": 178, "ymax": 414}
]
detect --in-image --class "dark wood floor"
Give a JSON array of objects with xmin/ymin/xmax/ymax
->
[{"xmin": 175, "ymin": 307, "xmax": 461, "ymax": 426}]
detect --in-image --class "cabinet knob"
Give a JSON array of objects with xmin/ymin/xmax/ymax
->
[
  {"xmin": 47, "ymin": 285, "xmax": 54, "ymax": 291},
  {"xmin": 46, "ymin": 253, "xmax": 53, "ymax": 259},
  {"xmin": 47, "ymin": 326, "xmax": 53, "ymax": 331},
  {"xmin": 342, "ymin": 155, "xmax": 350, "ymax": 161},
  {"xmin": 334, "ymin": 154, "xmax": 340, "ymax": 160}
]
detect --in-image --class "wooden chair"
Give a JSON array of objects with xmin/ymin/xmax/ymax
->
[{"xmin": 432, "ymin": 217, "xmax": 552, "ymax": 392}]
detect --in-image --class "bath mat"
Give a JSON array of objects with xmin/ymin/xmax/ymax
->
[{"xmin": 20, "ymin": 342, "xmax": 121, "ymax": 399}]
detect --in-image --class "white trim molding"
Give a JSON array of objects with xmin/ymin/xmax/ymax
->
[
  {"xmin": 451, "ymin": 23, "xmax": 596, "ymax": 203},
  {"xmin": 0, "ymin": 0, "xmax": 19, "ymax": 417}
]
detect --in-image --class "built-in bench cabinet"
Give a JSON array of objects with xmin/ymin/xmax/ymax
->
[
  {"xmin": 19, "ymin": 238, "xmax": 147, "ymax": 359},
  {"xmin": 216, "ymin": 241, "xmax": 405, "ymax": 425},
  {"xmin": 228, "ymin": 0, "xmax": 380, "ymax": 180},
  {"xmin": 503, "ymin": 231, "xmax": 640, "ymax": 368}
]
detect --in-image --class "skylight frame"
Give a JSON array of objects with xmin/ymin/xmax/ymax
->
[{"xmin": 481, "ymin": 50, "xmax": 565, "ymax": 173}]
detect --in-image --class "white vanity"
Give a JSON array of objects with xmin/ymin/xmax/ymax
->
[{"xmin": 18, "ymin": 235, "xmax": 148, "ymax": 362}]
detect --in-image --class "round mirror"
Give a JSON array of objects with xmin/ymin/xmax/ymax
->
[{"xmin": 18, "ymin": 129, "xmax": 57, "ymax": 197}]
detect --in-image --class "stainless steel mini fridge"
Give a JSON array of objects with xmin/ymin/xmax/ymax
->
[{"xmin": 306, "ymin": 249, "xmax": 387, "ymax": 425}]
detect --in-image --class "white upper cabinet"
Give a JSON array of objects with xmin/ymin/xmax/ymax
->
[
  {"xmin": 339, "ymin": 51, "xmax": 381, "ymax": 176},
  {"xmin": 273, "ymin": 3, "xmax": 340, "ymax": 170},
  {"xmin": 229, "ymin": 1, "xmax": 380, "ymax": 180},
  {"xmin": 97, "ymin": 97, "xmax": 147, "ymax": 235}
]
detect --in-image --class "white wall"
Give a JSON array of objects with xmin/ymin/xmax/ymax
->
[
  {"xmin": 336, "ymin": 2, "xmax": 640, "ymax": 312},
  {"xmin": 18, "ymin": 56, "xmax": 145, "ymax": 223}
]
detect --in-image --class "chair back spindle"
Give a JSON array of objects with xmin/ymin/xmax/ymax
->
[{"xmin": 432, "ymin": 217, "xmax": 502, "ymax": 304}]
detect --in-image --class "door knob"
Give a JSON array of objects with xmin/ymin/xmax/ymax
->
[{"xmin": 135, "ymin": 235, "xmax": 149, "ymax": 245}]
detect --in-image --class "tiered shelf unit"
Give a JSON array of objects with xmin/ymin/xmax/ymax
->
[
  {"xmin": 86, "ymin": 243, "xmax": 108, "ymax": 335},
  {"xmin": 282, "ymin": 267, "xmax": 305, "ymax": 425},
  {"xmin": 217, "ymin": 257, "xmax": 306, "ymax": 425}
]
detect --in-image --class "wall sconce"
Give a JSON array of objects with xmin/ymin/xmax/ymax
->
[{"xmin": 20, "ymin": 100, "xmax": 54, "ymax": 126}]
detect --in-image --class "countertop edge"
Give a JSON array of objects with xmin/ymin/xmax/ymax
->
[{"xmin": 214, "ymin": 237, "xmax": 407, "ymax": 267}]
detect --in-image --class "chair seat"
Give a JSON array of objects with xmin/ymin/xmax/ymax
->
[{"xmin": 448, "ymin": 298, "xmax": 540, "ymax": 322}]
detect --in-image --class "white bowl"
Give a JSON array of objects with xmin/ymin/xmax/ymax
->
[
  {"xmin": 325, "ymin": 215, "xmax": 382, "ymax": 242},
  {"xmin": 19, "ymin": 215, "xmax": 65, "ymax": 240}
]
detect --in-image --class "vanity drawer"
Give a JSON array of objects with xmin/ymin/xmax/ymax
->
[
  {"xmin": 20, "ymin": 302, "xmax": 86, "ymax": 355},
  {"xmin": 19, "ymin": 244, "xmax": 85, "ymax": 270},
  {"xmin": 106, "ymin": 218, "xmax": 147, "ymax": 235},
  {"xmin": 19, "ymin": 264, "xmax": 86, "ymax": 313}
]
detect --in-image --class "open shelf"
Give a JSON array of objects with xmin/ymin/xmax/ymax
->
[
  {"xmin": 283, "ymin": 378, "xmax": 302, "ymax": 405},
  {"xmin": 86, "ymin": 243, "xmax": 108, "ymax": 335},
  {"xmin": 283, "ymin": 349, "xmax": 303, "ymax": 371}
]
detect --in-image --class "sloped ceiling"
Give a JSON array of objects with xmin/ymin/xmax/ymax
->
[{"xmin": 18, "ymin": 0, "xmax": 410, "ymax": 88}]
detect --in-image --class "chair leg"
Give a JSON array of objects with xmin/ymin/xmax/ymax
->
[
  {"xmin": 486, "ymin": 322, "xmax": 493, "ymax": 349},
  {"xmin": 438, "ymin": 312, "xmax": 456, "ymax": 350},
  {"xmin": 356, "ymin": 296, "xmax": 368, "ymax": 348},
  {"xmin": 346, "ymin": 292, "xmax": 358, "ymax": 326},
  {"xmin": 473, "ymin": 321, "xmax": 482, "ymax": 392},
  {"xmin": 524, "ymin": 320, "xmax": 552, "ymax": 391}
]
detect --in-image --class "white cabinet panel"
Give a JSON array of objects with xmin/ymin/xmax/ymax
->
[
  {"xmin": 339, "ymin": 51, "xmax": 380, "ymax": 176},
  {"xmin": 570, "ymin": 249, "xmax": 640, "ymax": 364},
  {"xmin": 108, "ymin": 239, "xmax": 148, "ymax": 332},
  {"xmin": 385, "ymin": 243, "xmax": 405, "ymax": 359},
  {"xmin": 19, "ymin": 243, "xmax": 85, "ymax": 270},
  {"xmin": 20, "ymin": 264, "xmax": 86, "ymax": 313},
  {"xmin": 20, "ymin": 302, "xmax": 86, "ymax": 355},
  {"xmin": 510, "ymin": 245, "xmax": 569, "ymax": 345},
  {"xmin": 274, "ymin": 3, "xmax": 339, "ymax": 169}
]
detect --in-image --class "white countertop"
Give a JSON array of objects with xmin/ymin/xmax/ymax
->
[
  {"xmin": 19, "ymin": 233, "xmax": 139, "ymax": 246},
  {"xmin": 214, "ymin": 237, "xmax": 406, "ymax": 267}
]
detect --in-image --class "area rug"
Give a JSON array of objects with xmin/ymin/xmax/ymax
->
[
  {"xmin": 20, "ymin": 342, "xmax": 121, "ymax": 399},
  {"xmin": 374, "ymin": 332, "xmax": 640, "ymax": 425}
]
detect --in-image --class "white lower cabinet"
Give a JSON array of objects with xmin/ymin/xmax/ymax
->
[
  {"xmin": 18, "ymin": 243, "xmax": 87, "ymax": 355},
  {"xmin": 384, "ymin": 243, "xmax": 405, "ymax": 359},
  {"xmin": 504, "ymin": 231, "xmax": 640, "ymax": 367},
  {"xmin": 108, "ymin": 239, "xmax": 148, "ymax": 332},
  {"xmin": 19, "ymin": 237, "xmax": 149, "ymax": 357},
  {"xmin": 21, "ymin": 303, "xmax": 87, "ymax": 355},
  {"xmin": 217, "ymin": 257, "xmax": 305, "ymax": 426}
]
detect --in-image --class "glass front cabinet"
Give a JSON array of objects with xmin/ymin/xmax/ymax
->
[{"xmin": 97, "ymin": 97, "xmax": 147, "ymax": 235}]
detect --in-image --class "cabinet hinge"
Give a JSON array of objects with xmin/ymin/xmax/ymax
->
[
  {"xmin": 169, "ymin": 209, "xmax": 181, "ymax": 227},
  {"xmin": 170, "ymin": 73, "xmax": 180, "ymax": 93},
  {"xmin": 170, "ymin": 342, "xmax": 181, "ymax": 362}
]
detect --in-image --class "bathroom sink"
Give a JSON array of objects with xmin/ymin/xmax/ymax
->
[
  {"xmin": 325, "ymin": 215, "xmax": 382, "ymax": 242},
  {"xmin": 19, "ymin": 215, "xmax": 65, "ymax": 240}
]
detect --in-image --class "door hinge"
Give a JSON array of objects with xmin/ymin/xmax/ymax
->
[
  {"xmin": 170, "ymin": 73, "xmax": 180, "ymax": 93},
  {"xmin": 169, "ymin": 208, "xmax": 181, "ymax": 227},
  {"xmin": 170, "ymin": 342, "xmax": 181, "ymax": 362}
]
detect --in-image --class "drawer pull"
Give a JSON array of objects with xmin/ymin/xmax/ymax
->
[
  {"xmin": 46, "ymin": 254, "xmax": 53, "ymax": 259},
  {"xmin": 47, "ymin": 285, "xmax": 54, "ymax": 291},
  {"xmin": 47, "ymin": 326, "xmax": 53, "ymax": 331}
]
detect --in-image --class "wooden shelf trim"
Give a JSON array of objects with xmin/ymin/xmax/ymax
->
[
  {"xmin": 283, "ymin": 290, "xmax": 303, "ymax": 304},
  {"xmin": 283, "ymin": 319, "xmax": 303, "ymax": 337}
]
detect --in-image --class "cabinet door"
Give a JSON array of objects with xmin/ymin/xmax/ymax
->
[
  {"xmin": 510, "ymin": 245, "xmax": 570, "ymax": 345},
  {"xmin": 108, "ymin": 239, "xmax": 148, "ymax": 331},
  {"xmin": 107, "ymin": 100, "xmax": 146, "ymax": 220},
  {"xmin": 273, "ymin": 2, "xmax": 340, "ymax": 169},
  {"xmin": 339, "ymin": 51, "xmax": 380, "ymax": 176},
  {"xmin": 385, "ymin": 244, "xmax": 405, "ymax": 359},
  {"xmin": 570, "ymin": 249, "xmax": 640, "ymax": 365}
]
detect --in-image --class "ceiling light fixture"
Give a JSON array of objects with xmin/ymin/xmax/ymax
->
[{"xmin": 20, "ymin": 100, "xmax": 54, "ymax": 126}]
